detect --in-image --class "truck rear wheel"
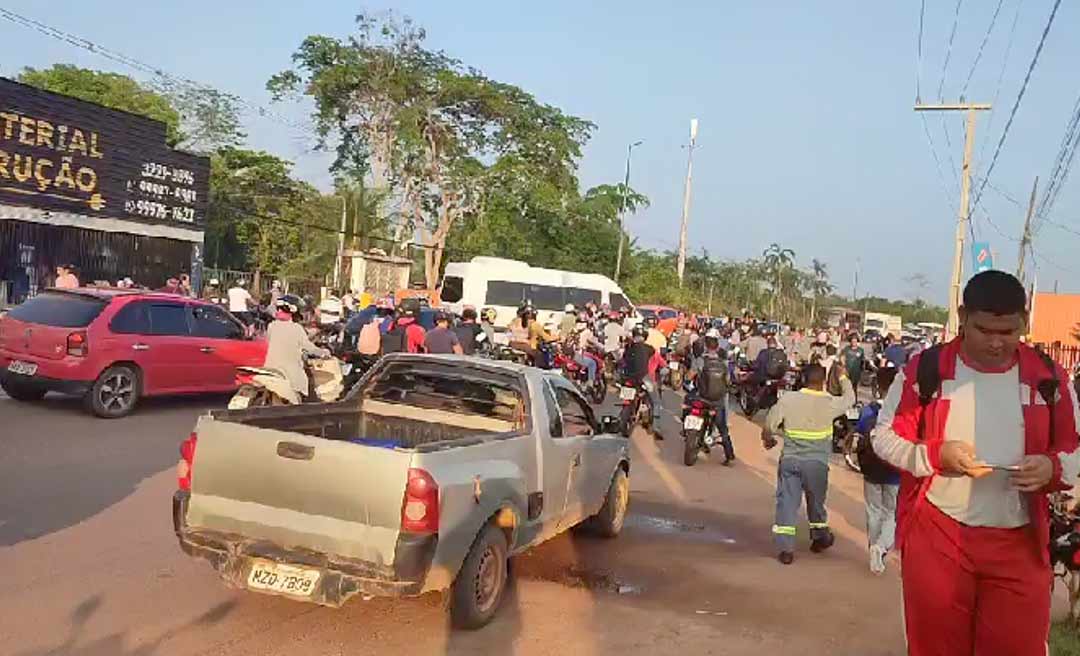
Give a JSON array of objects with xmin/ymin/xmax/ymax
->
[
  {"xmin": 451, "ymin": 524, "xmax": 508, "ymax": 630},
  {"xmin": 579, "ymin": 468, "xmax": 629, "ymax": 538}
]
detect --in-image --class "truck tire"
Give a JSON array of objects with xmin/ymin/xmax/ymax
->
[
  {"xmin": 451, "ymin": 524, "xmax": 509, "ymax": 630},
  {"xmin": 1, "ymin": 378, "xmax": 46, "ymax": 402},
  {"xmin": 579, "ymin": 468, "xmax": 629, "ymax": 538},
  {"xmin": 85, "ymin": 365, "xmax": 140, "ymax": 418}
]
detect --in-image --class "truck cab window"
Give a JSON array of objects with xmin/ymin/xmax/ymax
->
[
  {"xmin": 554, "ymin": 386, "xmax": 595, "ymax": 437},
  {"xmin": 542, "ymin": 380, "xmax": 563, "ymax": 438}
]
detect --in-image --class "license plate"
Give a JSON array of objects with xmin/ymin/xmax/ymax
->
[
  {"xmin": 6, "ymin": 360, "xmax": 37, "ymax": 376},
  {"xmin": 846, "ymin": 408, "xmax": 861, "ymax": 420},
  {"xmin": 620, "ymin": 386, "xmax": 637, "ymax": 401},
  {"xmin": 669, "ymin": 361, "xmax": 680, "ymax": 371},
  {"xmin": 247, "ymin": 560, "xmax": 320, "ymax": 597},
  {"xmin": 683, "ymin": 414, "xmax": 705, "ymax": 430},
  {"xmin": 777, "ymin": 388, "xmax": 786, "ymax": 398}
]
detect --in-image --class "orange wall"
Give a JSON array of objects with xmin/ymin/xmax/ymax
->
[{"xmin": 1030, "ymin": 293, "xmax": 1080, "ymax": 345}]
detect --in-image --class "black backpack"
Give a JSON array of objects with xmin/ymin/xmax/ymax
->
[
  {"xmin": 381, "ymin": 321, "xmax": 408, "ymax": 355},
  {"xmin": 915, "ymin": 344, "xmax": 1059, "ymax": 438},
  {"xmin": 764, "ymin": 348, "xmax": 788, "ymax": 380},
  {"xmin": 698, "ymin": 355, "xmax": 728, "ymax": 401}
]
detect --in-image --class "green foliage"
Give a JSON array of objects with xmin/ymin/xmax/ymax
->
[
  {"xmin": 19, "ymin": 64, "xmax": 184, "ymax": 146},
  {"xmin": 1051, "ymin": 621, "xmax": 1080, "ymax": 656}
]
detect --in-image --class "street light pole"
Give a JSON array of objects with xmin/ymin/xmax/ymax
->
[
  {"xmin": 676, "ymin": 118, "xmax": 698, "ymax": 286},
  {"xmin": 614, "ymin": 140, "xmax": 643, "ymax": 282}
]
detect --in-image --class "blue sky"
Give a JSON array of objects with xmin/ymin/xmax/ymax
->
[{"xmin": 4, "ymin": 1, "xmax": 1080, "ymax": 303}]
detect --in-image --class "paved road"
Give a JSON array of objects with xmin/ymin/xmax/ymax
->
[{"xmin": 0, "ymin": 386, "xmax": 912, "ymax": 655}]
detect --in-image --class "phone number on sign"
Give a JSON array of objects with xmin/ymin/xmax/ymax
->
[
  {"xmin": 135, "ymin": 179, "xmax": 198, "ymax": 203},
  {"xmin": 124, "ymin": 199, "xmax": 197, "ymax": 223},
  {"xmin": 141, "ymin": 162, "xmax": 196, "ymax": 186}
]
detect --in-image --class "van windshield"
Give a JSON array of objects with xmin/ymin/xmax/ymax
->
[{"xmin": 6, "ymin": 292, "xmax": 108, "ymax": 328}]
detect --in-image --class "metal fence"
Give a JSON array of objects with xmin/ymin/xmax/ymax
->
[{"xmin": 1035, "ymin": 342, "xmax": 1080, "ymax": 371}]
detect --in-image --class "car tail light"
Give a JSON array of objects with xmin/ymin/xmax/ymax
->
[
  {"xmin": 236, "ymin": 372, "xmax": 255, "ymax": 385},
  {"xmin": 401, "ymin": 468, "xmax": 439, "ymax": 534},
  {"xmin": 177, "ymin": 432, "xmax": 197, "ymax": 491},
  {"xmin": 66, "ymin": 331, "xmax": 88, "ymax": 357}
]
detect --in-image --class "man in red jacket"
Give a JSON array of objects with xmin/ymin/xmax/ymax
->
[{"xmin": 872, "ymin": 270, "xmax": 1080, "ymax": 656}]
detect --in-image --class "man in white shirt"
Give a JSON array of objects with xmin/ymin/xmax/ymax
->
[
  {"xmin": 872, "ymin": 271, "xmax": 1080, "ymax": 656},
  {"xmin": 227, "ymin": 280, "xmax": 255, "ymax": 325}
]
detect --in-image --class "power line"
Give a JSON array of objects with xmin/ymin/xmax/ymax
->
[
  {"xmin": 977, "ymin": 0, "xmax": 1025, "ymax": 167},
  {"xmin": 0, "ymin": 7, "xmax": 311, "ymax": 134},
  {"xmin": 1033, "ymin": 91, "xmax": 1080, "ymax": 235},
  {"xmin": 919, "ymin": 113, "xmax": 959, "ymax": 211},
  {"xmin": 969, "ymin": 0, "xmax": 1063, "ymax": 218},
  {"xmin": 960, "ymin": 0, "xmax": 1006, "ymax": 99},
  {"xmin": 937, "ymin": 0, "xmax": 966, "ymax": 100}
]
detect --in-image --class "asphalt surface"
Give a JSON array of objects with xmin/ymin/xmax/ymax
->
[{"xmin": 0, "ymin": 384, "xmax": 933, "ymax": 654}]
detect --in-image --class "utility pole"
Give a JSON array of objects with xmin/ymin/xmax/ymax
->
[
  {"xmin": 914, "ymin": 102, "xmax": 991, "ymax": 338},
  {"xmin": 333, "ymin": 194, "xmax": 348, "ymax": 291},
  {"xmin": 676, "ymin": 118, "xmax": 699, "ymax": 285},
  {"xmin": 1016, "ymin": 176, "xmax": 1039, "ymax": 283},
  {"xmin": 853, "ymin": 258, "xmax": 860, "ymax": 302},
  {"xmin": 614, "ymin": 140, "xmax": 643, "ymax": 282}
]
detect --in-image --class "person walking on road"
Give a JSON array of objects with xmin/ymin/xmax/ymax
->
[
  {"xmin": 763, "ymin": 362, "xmax": 855, "ymax": 565},
  {"xmin": 872, "ymin": 270, "xmax": 1080, "ymax": 656},
  {"xmin": 840, "ymin": 333, "xmax": 866, "ymax": 389},
  {"xmin": 855, "ymin": 366, "xmax": 901, "ymax": 574}
]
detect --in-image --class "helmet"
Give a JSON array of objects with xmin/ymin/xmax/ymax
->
[
  {"xmin": 704, "ymin": 327, "xmax": 721, "ymax": 340},
  {"xmin": 481, "ymin": 307, "xmax": 497, "ymax": 323},
  {"xmin": 645, "ymin": 314, "xmax": 659, "ymax": 328},
  {"xmin": 398, "ymin": 297, "xmax": 421, "ymax": 318},
  {"xmin": 564, "ymin": 303, "xmax": 576, "ymax": 313},
  {"xmin": 275, "ymin": 294, "xmax": 303, "ymax": 317},
  {"xmin": 632, "ymin": 325, "xmax": 648, "ymax": 341},
  {"xmin": 434, "ymin": 310, "xmax": 452, "ymax": 324},
  {"xmin": 518, "ymin": 303, "xmax": 536, "ymax": 319}
]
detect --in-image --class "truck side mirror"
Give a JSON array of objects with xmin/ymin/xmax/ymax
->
[{"xmin": 599, "ymin": 415, "xmax": 621, "ymax": 434}]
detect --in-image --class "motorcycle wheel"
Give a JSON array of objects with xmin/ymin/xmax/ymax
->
[
  {"xmin": 683, "ymin": 429, "xmax": 700, "ymax": 467},
  {"xmin": 590, "ymin": 381, "xmax": 607, "ymax": 405},
  {"xmin": 739, "ymin": 389, "xmax": 756, "ymax": 417},
  {"xmin": 640, "ymin": 397, "xmax": 654, "ymax": 431},
  {"xmin": 619, "ymin": 403, "xmax": 636, "ymax": 437}
]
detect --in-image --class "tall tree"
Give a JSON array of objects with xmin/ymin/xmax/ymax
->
[
  {"xmin": 762, "ymin": 243, "xmax": 796, "ymax": 318},
  {"xmin": 808, "ymin": 258, "xmax": 833, "ymax": 326},
  {"xmin": 268, "ymin": 12, "xmax": 594, "ymax": 288}
]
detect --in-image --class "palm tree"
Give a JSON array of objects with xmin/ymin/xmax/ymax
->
[
  {"xmin": 809, "ymin": 258, "xmax": 833, "ymax": 326},
  {"xmin": 762, "ymin": 243, "xmax": 796, "ymax": 318}
]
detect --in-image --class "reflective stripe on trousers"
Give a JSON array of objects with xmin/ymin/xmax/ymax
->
[{"xmin": 774, "ymin": 457, "xmax": 831, "ymax": 551}]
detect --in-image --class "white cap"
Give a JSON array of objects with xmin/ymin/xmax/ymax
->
[
  {"xmin": 564, "ymin": 304, "xmax": 575, "ymax": 313},
  {"xmin": 705, "ymin": 328, "xmax": 721, "ymax": 339}
]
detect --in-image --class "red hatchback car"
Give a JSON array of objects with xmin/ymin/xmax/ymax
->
[{"xmin": 0, "ymin": 288, "xmax": 267, "ymax": 418}]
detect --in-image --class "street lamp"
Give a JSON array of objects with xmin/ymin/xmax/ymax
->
[{"xmin": 614, "ymin": 140, "xmax": 644, "ymax": 282}]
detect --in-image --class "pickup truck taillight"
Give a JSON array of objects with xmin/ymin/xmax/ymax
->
[
  {"xmin": 66, "ymin": 331, "xmax": 88, "ymax": 357},
  {"xmin": 401, "ymin": 468, "xmax": 439, "ymax": 534},
  {"xmin": 177, "ymin": 432, "xmax": 198, "ymax": 491}
]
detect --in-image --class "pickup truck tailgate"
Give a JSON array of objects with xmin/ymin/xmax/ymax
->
[{"xmin": 186, "ymin": 416, "xmax": 413, "ymax": 567}]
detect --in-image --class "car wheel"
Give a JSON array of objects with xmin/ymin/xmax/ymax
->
[
  {"xmin": 450, "ymin": 524, "xmax": 509, "ymax": 630},
  {"xmin": 1, "ymin": 378, "xmax": 47, "ymax": 401},
  {"xmin": 86, "ymin": 365, "xmax": 140, "ymax": 418},
  {"xmin": 579, "ymin": 468, "xmax": 630, "ymax": 538}
]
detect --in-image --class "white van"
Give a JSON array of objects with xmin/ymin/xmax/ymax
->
[{"xmin": 439, "ymin": 257, "xmax": 634, "ymax": 327}]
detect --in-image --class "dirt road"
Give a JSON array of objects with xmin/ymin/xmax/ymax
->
[{"xmin": 0, "ymin": 389, "xmax": 909, "ymax": 655}]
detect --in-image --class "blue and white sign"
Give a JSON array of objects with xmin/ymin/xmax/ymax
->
[{"xmin": 971, "ymin": 241, "xmax": 994, "ymax": 273}]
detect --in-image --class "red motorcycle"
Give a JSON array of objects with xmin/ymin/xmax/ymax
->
[{"xmin": 555, "ymin": 346, "xmax": 607, "ymax": 405}]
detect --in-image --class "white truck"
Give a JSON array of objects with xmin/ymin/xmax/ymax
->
[
  {"xmin": 863, "ymin": 312, "xmax": 902, "ymax": 338},
  {"xmin": 173, "ymin": 354, "xmax": 631, "ymax": 629}
]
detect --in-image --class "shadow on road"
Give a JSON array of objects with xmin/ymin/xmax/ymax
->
[
  {"xmin": 12, "ymin": 593, "xmax": 237, "ymax": 656},
  {"xmin": 0, "ymin": 393, "xmax": 230, "ymax": 546}
]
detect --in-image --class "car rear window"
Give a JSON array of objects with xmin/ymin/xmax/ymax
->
[
  {"xmin": 359, "ymin": 361, "xmax": 526, "ymax": 428},
  {"xmin": 6, "ymin": 292, "xmax": 107, "ymax": 328}
]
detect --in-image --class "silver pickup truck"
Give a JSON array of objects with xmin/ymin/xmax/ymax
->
[{"xmin": 173, "ymin": 354, "xmax": 631, "ymax": 629}]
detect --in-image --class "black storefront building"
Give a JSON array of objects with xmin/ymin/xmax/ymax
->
[{"xmin": 0, "ymin": 78, "xmax": 209, "ymax": 305}]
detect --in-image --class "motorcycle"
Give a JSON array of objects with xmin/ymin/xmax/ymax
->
[
  {"xmin": 338, "ymin": 351, "xmax": 378, "ymax": 393},
  {"xmin": 667, "ymin": 351, "xmax": 686, "ymax": 389},
  {"xmin": 617, "ymin": 377, "xmax": 654, "ymax": 437},
  {"xmin": 681, "ymin": 395, "xmax": 718, "ymax": 466},
  {"xmin": 554, "ymin": 347, "xmax": 607, "ymax": 405},
  {"xmin": 832, "ymin": 401, "xmax": 864, "ymax": 472},
  {"xmin": 228, "ymin": 355, "xmax": 345, "ymax": 409}
]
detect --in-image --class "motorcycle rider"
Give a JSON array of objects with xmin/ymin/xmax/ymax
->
[
  {"xmin": 621, "ymin": 325, "xmax": 664, "ymax": 440},
  {"xmin": 603, "ymin": 311, "xmax": 626, "ymax": 357},
  {"xmin": 480, "ymin": 307, "xmax": 498, "ymax": 348},
  {"xmin": 644, "ymin": 314, "xmax": 667, "ymax": 353},
  {"xmin": 508, "ymin": 304, "xmax": 554, "ymax": 367},
  {"xmin": 453, "ymin": 307, "xmax": 484, "ymax": 355},
  {"xmin": 744, "ymin": 327, "xmax": 769, "ymax": 362},
  {"xmin": 569, "ymin": 319, "xmax": 602, "ymax": 384},
  {"xmin": 263, "ymin": 295, "xmax": 331, "ymax": 399},
  {"xmin": 559, "ymin": 304, "xmax": 578, "ymax": 339},
  {"xmin": 763, "ymin": 362, "xmax": 855, "ymax": 564},
  {"xmin": 689, "ymin": 328, "xmax": 735, "ymax": 465},
  {"xmin": 753, "ymin": 336, "xmax": 787, "ymax": 384}
]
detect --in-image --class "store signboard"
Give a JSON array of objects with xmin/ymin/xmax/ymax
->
[{"xmin": 0, "ymin": 78, "xmax": 209, "ymax": 229}]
